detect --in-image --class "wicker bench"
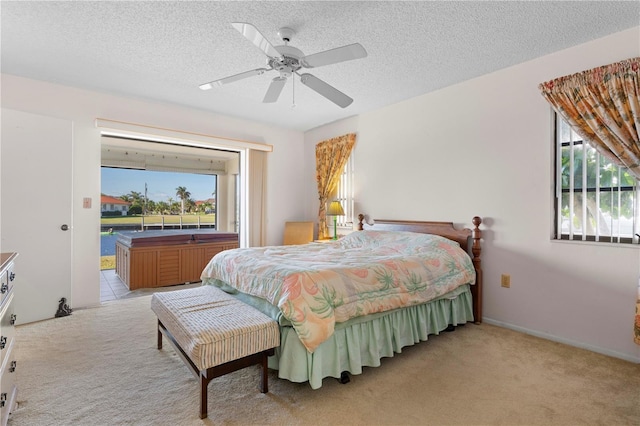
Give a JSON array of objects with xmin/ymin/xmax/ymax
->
[{"xmin": 150, "ymin": 285, "xmax": 280, "ymax": 419}]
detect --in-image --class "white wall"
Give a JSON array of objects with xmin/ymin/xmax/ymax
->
[
  {"xmin": 304, "ymin": 27, "xmax": 640, "ymax": 363},
  {"xmin": 1, "ymin": 75, "xmax": 305, "ymax": 309}
]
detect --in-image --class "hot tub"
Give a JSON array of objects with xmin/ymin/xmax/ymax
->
[{"xmin": 115, "ymin": 230, "xmax": 239, "ymax": 290}]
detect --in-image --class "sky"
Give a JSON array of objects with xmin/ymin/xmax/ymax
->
[{"xmin": 101, "ymin": 167, "xmax": 217, "ymax": 203}]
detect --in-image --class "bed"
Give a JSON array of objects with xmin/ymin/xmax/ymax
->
[{"xmin": 200, "ymin": 215, "xmax": 483, "ymax": 389}]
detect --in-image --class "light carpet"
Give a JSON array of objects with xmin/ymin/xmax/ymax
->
[{"xmin": 9, "ymin": 294, "xmax": 640, "ymax": 425}]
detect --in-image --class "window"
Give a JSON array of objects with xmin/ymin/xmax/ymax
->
[
  {"xmin": 334, "ymin": 154, "xmax": 354, "ymax": 229},
  {"xmin": 101, "ymin": 136, "xmax": 237, "ymax": 234},
  {"xmin": 555, "ymin": 114, "xmax": 639, "ymax": 243},
  {"xmin": 96, "ymin": 118, "xmax": 272, "ymax": 248}
]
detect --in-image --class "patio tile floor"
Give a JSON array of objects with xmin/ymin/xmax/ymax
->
[{"xmin": 100, "ymin": 269, "xmax": 199, "ymax": 303}]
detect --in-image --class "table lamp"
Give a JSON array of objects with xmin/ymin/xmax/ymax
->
[{"xmin": 327, "ymin": 200, "xmax": 345, "ymax": 240}]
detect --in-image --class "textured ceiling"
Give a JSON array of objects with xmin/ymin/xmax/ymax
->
[{"xmin": 2, "ymin": 1, "xmax": 639, "ymax": 132}]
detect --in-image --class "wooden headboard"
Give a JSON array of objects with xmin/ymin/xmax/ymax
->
[{"xmin": 357, "ymin": 214, "xmax": 483, "ymax": 324}]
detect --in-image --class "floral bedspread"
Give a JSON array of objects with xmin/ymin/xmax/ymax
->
[{"xmin": 200, "ymin": 230, "xmax": 476, "ymax": 353}]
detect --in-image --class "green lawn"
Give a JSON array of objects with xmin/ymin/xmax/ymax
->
[{"xmin": 101, "ymin": 255, "xmax": 115, "ymax": 270}]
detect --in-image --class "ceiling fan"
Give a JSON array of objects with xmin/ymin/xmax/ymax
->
[{"xmin": 199, "ymin": 22, "xmax": 367, "ymax": 108}]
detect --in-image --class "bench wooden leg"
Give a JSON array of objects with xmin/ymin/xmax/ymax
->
[
  {"xmin": 157, "ymin": 320, "xmax": 163, "ymax": 349},
  {"xmin": 260, "ymin": 352, "xmax": 268, "ymax": 393},
  {"xmin": 200, "ymin": 372, "xmax": 209, "ymax": 419}
]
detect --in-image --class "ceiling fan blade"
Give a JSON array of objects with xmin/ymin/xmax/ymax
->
[
  {"xmin": 199, "ymin": 68, "xmax": 269, "ymax": 90},
  {"xmin": 299, "ymin": 73, "xmax": 353, "ymax": 108},
  {"xmin": 231, "ymin": 22, "xmax": 283, "ymax": 60},
  {"xmin": 263, "ymin": 77, "xmax": 287, "ymax": 103},
  {"xmin": 302, "ymin": 43, "xmax": 367, "ymax": 68}
]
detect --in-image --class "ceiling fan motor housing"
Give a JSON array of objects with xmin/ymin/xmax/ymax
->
[{"xmin": 268, "ymin": 45, "xmax": 304, "ymax": 78}]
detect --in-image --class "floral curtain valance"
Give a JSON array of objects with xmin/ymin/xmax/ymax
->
[
  {"xmin": 315, "ymin": 133, "xmax": 356, "ymax": 240},
  {"xmin": 538, "ymin": 57, "xmax": 640, "ymax": 179}
]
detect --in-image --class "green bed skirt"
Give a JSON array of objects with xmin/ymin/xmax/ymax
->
[{"xmin": 269, "ymin": 284, "xmax": 474, "ymax": 389}]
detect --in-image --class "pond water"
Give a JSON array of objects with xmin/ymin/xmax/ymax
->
[{"xmin": 100, "ymin": 233, "xmax": 119, "ymax": 256}]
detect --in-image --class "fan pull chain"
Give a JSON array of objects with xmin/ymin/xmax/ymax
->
[{"xmin": 292, "ymin": 75, "xmax": 296, "ymax": 109}]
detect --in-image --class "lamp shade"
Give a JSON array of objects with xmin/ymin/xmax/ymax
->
[{"xmin": 327, "ymin": 200, "xmax": 345, "ymax": 216}]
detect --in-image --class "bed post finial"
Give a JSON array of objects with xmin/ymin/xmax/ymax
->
[
  {"xmin": 472, "ymin": 216, "xmax": 482, "ymax": 236},
  {"xmin": 357, "ymin": 214, "xmax": 365, "ymax": 231},
  {"xmin": 471, "ymin": 217, "xmax": 482, "ymax": 259}
]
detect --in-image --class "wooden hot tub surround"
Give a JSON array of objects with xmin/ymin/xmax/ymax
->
[{"xmin": 115, "ymin": 230, "xmax": 238, "ymax": 290}]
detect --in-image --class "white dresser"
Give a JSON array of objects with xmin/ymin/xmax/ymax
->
[{"xmin": 0, "ymin": 252, "xmax": 18, "ymax": 426}]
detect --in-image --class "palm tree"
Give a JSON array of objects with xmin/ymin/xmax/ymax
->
[
  {"xmin": 156, "ymin": 201, "xmax": 170, "ymax": 215},
  {"xmin": 170, "ymin": 201, "xmax": 180, "ymax": 214},
  {"xmin": 185, "ymin": 198, "xmax": 196, "ymax": 213},
  {"xmin": 175, "ymin": 186, "xmax": 191, "ymax": 215},
  {"xmin": 200, "ymin": 201, "xmax": 213, "ymax": 214},
  {"xmin": 145, "ymin": 199, "xmax": 156, "ymax": 214},
  {"xmin": 121, "ymin": 191, "xmax": 144, "ymax": 206}
]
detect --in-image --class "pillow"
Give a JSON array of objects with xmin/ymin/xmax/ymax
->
[{"xmin": 338, "ymin": 229, "xmax": 462, "ymax": 256}]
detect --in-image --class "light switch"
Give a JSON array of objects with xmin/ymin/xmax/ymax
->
[{"xmin": 83, "ymin": 197, "xmax": 92, "ymax": 208}]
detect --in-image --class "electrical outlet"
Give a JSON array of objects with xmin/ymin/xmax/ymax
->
[{"xmin": 501, "ymin": 274, "xmax": 511, "ymax": 288}]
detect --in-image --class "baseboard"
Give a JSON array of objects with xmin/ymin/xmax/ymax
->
[{"xmin": 483, "ymin": 317, "xmax": 640, "ymax": 364}]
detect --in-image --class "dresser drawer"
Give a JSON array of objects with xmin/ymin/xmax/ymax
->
[
  {"xmin": 0, "ymin": 346, "xmax": 17, "ymax": 426},
  {"xmin": 0, "ymin": 293, "xmax": 15, "ymax": 373},
  {"xmin": 0, "ymin": 271, "xmax": 7, "ymax": 308},
  {"xmin": 0, "ymin": 262, "xmax": 15, "ymax": 308}
]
